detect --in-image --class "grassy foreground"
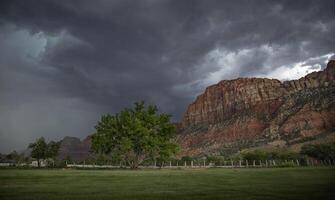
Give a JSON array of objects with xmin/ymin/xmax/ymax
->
[{"xmin": 0, "ymin": 168, "xmax": 334, "ymax": 200}]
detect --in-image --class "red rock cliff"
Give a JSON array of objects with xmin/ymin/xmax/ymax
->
[{"xmin": 178, "ymin": 60, "xmax": 335, "ymax": 157}]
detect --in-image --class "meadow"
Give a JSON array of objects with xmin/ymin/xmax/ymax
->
[{"xmin": 0, "ymin": 168, "xmax": 334, "ymax": 200}]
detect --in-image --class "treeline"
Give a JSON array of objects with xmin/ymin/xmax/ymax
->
[
  {"xmin": 2, "ymin": 101, "xmax": 179, "ymax": 168},
  {"xmin": 0, "ymin": 151, "xmax": 29, "ymax": 164},
  {"xmin": 2, "ymin": 101, "xmax": 334, "ymax": 168},
  {"xmin": 0, "ymin": 137, "xmax": 61, "ymax": 167},
  {"xmin": 184, "ymin": 143, "xmax": 335, "ymax": 165}
]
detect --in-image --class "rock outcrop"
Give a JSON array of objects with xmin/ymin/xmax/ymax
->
[
  {"xmin": 178, "ymin": 60, "xmax": 335, "ymax": 157},
  {"xmin": 58, "ymin": 136, "xmax": 92, "ymax": 162}
]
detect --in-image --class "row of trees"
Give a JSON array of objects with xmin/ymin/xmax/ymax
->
[
  {"xmin": 16, "ymin": 102, "xmax": 178, "ymax": 168},
  {"xmin": 23, "ymin": 101, "xmax": 335, "ymax": 168},
  {"xmin": 204, "ymin": 143, "xmax": 335, "ymax": 164},
  {"xmin": 0, "ymin": 151, "xmax": 29, "ymax": 163},
  {"xmin": 301, "ymin": 143, "xmax": 335, "ymax": 160}
]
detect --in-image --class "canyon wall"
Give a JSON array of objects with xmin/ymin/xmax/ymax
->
[{"xmin": 178, "ymin": 60, "xmax": 335, "ymax": 157}]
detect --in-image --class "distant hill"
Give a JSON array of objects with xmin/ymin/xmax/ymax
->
[{"xmin": 57, "ymin": 136, "xmax": 92, "ymax": 162}]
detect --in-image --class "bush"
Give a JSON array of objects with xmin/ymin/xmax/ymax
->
[
  {"xmin": 241, "ymin": 149, "xmax": 301, "ymax": 161},
  {"xmin": 181, "ymin": 156, "xmax": 193, "ymax": 162},
  {"xmin": 276, "ymin": 162, "xmax": 296, "ymax": 168},
  {"xmin": 300, "ymin": 143, "xmax": 335, "ymax": 160},
  {"xmin": 206, "ymin": 156, "xmax": 225, "ymax": 165},
  {"xmin": 241, "ymin": 150, "xmax": 269, "ymax": 160}
]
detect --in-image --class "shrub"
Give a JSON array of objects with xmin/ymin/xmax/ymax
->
[
  {"xmin": 276, "ymin": 162, "xmax": 296, "ymax": 168},
  {"xmin": 300, "ymin": 143, "xmax": 335, "ymax": 160},
  {"xmin": 206, "ymin": 156, "xmax": 225, "ymax": 165},
  {"xmin": 241, "ymin": 149, "xmax": 301, "ymax": 161}
]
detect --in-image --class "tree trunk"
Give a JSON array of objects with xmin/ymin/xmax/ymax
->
[
  {"xmin": 129, "ymin": 161, "xmax": 139, "ymax": 169},
  {"xmin": 125, "ymin": 152, "xmax": 146, "ymax": 169}
]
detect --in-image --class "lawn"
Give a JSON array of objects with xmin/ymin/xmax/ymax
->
[{"xmin": 0, "ymin": 168, "xmax": 334, "ymax": 200}]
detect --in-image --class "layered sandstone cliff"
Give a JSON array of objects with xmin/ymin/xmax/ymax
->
[{"xmin": 178, "ymin": 60, "xmax": 335, "ymax": 157}]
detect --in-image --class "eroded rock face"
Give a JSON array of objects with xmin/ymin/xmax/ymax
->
[{"xmin": 178, "ymin": 60, "xmax": 335, "ymax": 157}]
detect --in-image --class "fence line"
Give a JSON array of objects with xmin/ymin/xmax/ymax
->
[
  {"xmin": 1, "ymin": 159, "xmax": 333, "ymax": 168},
  {"xmin": 65, "ymin": 159, "xmax": 335, "ymax": 169}
]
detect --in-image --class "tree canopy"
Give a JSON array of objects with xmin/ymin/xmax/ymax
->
[
  {"xmin": 29, "ymin": 137, "xmax": 60, "ymax": 167},
  {"xmin": 91, "ymin": 101, "xmax": 179, "ymax": 168}
]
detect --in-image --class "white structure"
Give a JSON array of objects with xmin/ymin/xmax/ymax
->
[{"xmin": 31, "ymin": 160, "xmax": 47, "ymax": 167}]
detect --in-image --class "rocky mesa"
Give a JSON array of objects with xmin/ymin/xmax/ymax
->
[{"xmin": 177, "ymin": 60, "xmax": 335, "ymax": 157}]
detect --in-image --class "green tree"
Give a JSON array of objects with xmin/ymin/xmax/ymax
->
[
  {"xmin": 301, "ymin": 143, "xmax": 335, "ymax": 160},
  {"xmin": 46, "ymin": 141, "xmax": 61, "ymax": 166},
  {"xmin": 91, "ymin": 101, "xmax": 179, "ymax": 168},
  {"xmin": 29, "ymin": 138, "xmax": 60, "ymax": 167},
  {"xmin": 5, "ymin": 151, "xmax": 22, "ymax": 163},
  {"xmin": 29, "ymin": 137, "xmax": 47, "ymax": 167}
]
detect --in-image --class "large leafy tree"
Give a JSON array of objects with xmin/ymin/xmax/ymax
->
[
  {"xmin": 46, "ymin": 141, "xmax": 61, "ymax": 166},
  {"xmin": 46, "ymin": 141, "xmax": 60, "ymax": 159},
  {"xmin": 29, "ymin": 137, "xmax": 60, "ymax": 167},
  {"xmin": 91, "ymin": 101, "xmax": 179, "ymax": 168},
  {"xmin": 29, "ymin": 137, "xmax": 47, "ymax": 167}
]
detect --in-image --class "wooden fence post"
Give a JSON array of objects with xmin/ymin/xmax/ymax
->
[
  {"xmin": 259, "ymin": 160, "xmax": 262, "ymax": 167},
  {"xmin": 296, "ymin": 160, "xmax": 300, "ymax": 166},
  {"xmin": 231, "ymin": 160, "xmax": 233, "ymax": 167},
  {"xmin": 265, "ymin": 160, "xmax": 268, "ymax": 167},
  {"xmin": 246, "ymin": 160, "xmax": 249, "ymax": 168},
  {"xmin": 191, "ymin": 161, "xmax": 193, "ymax": 168},
  {"xmin": 184, "ymin": 161, "xmax": 187, "ymax": 167}
]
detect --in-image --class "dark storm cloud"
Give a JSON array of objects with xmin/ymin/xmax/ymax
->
[{"xmin": 1, "ymin": 0, "xmax": 335, "ymax": 152}]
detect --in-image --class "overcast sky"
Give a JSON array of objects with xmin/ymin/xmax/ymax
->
[{"xmin": 1, "ymin": 0, "xmax": 335, "ymax": 153}]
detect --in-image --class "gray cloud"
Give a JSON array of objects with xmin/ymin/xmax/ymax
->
[{"xmin": 0, "ymin": 0, "xmax": 335, "ymax": 153}]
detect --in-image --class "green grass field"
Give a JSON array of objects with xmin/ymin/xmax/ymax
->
[{"xmin": 0, "ymin": 168, "xmax": 334, "ymax": 200}]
